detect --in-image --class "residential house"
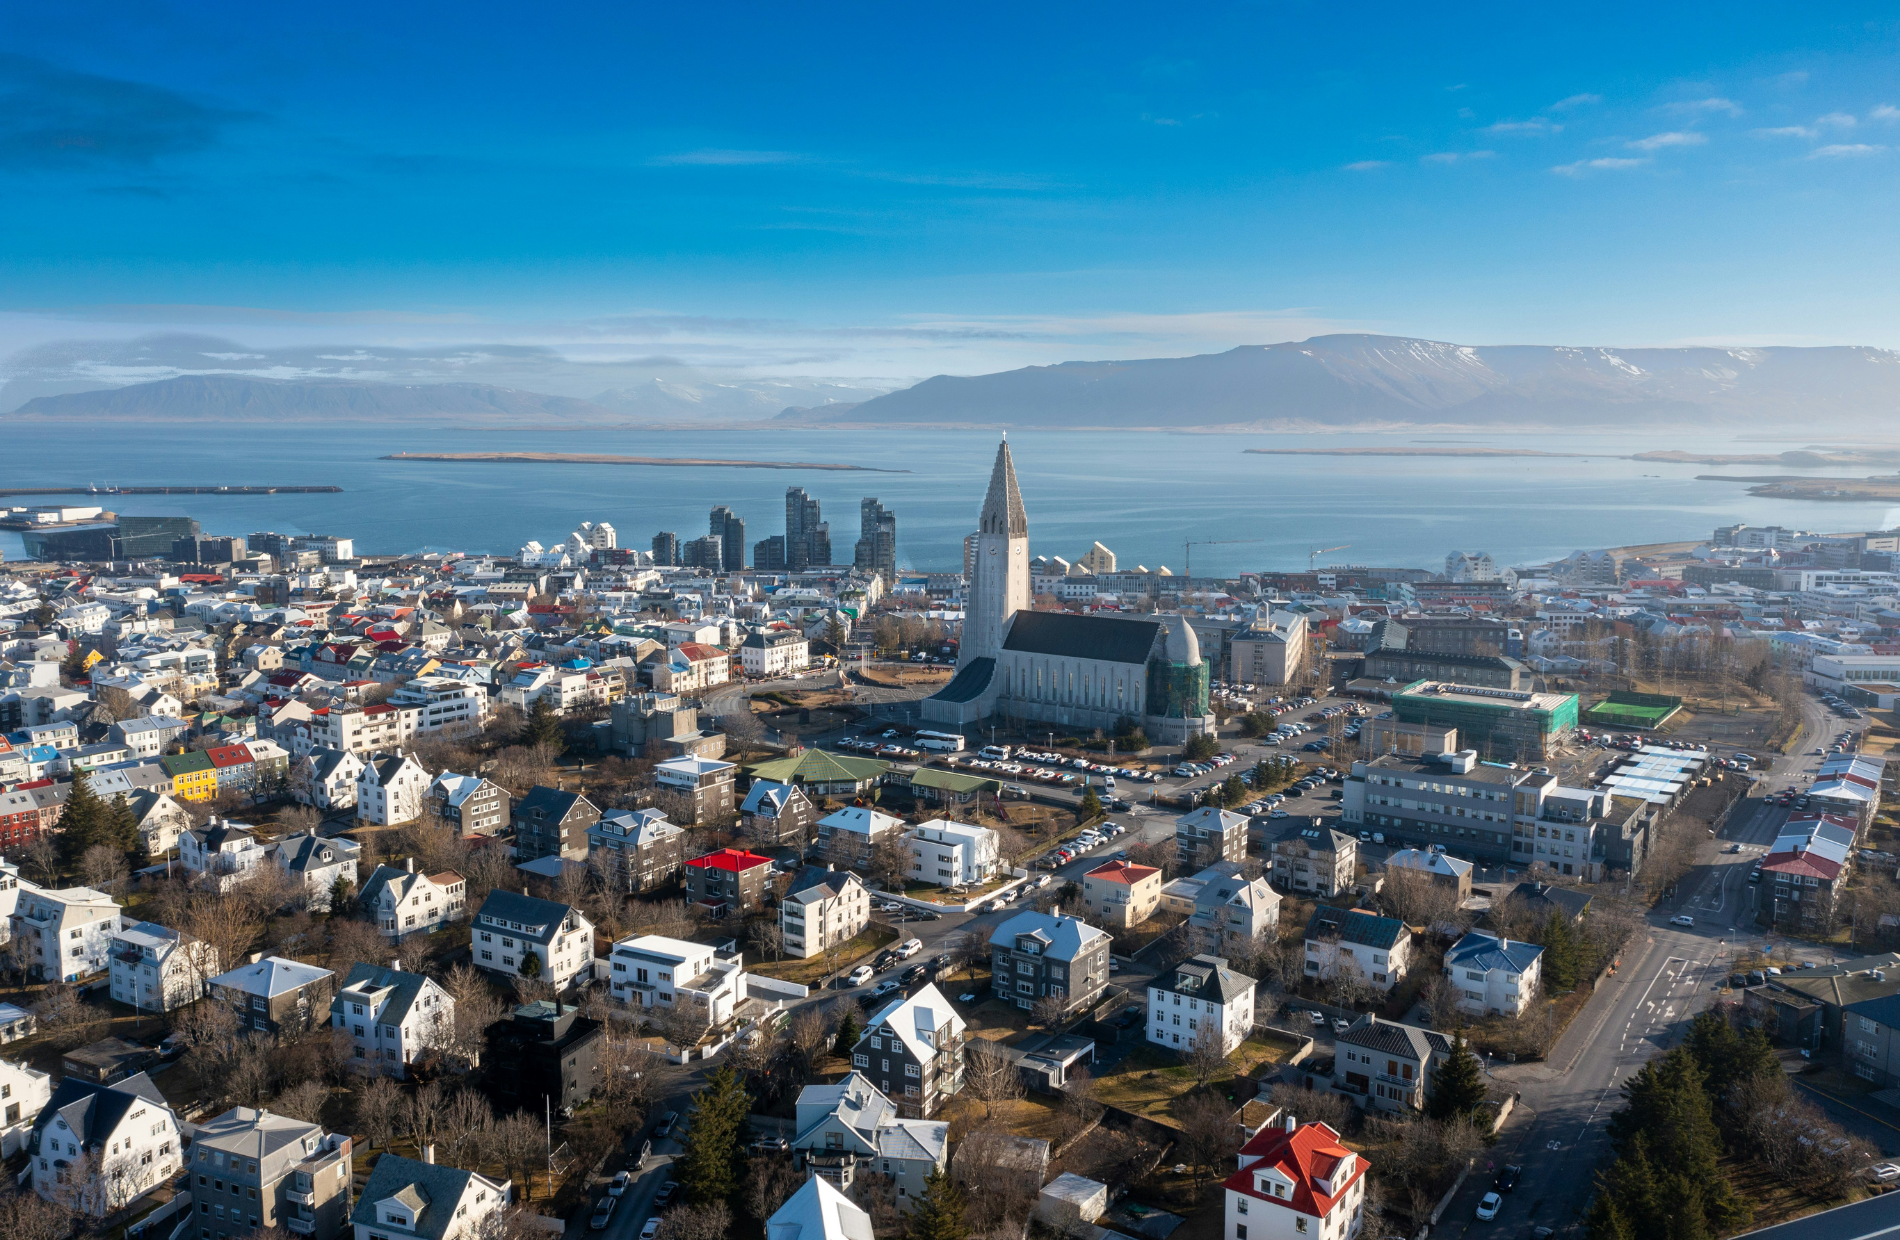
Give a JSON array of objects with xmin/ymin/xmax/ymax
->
[
  {"xmin": 791, "ymin": 1072, "xmax": 949, "ymax": 1206},
  {"xmin": 740, "ymin": 780, "xmax": 816, "ymax": 847},
  {"xmin": 205, "ymin": 742, "xmax": 258, "ymax": 798},
  {"xmin": 654, "ymin": 755, "xmax": 738, "ymax": 825},
  {"xmin": 988, "ymin": 909, "xmax": 1113, "ymax": 1017},
  {"xmin": 1187, "ymin": 861, "xmax": 1282, "ymax": 953},
  {"xmin": 0, "ymin": 1001, "xmax": 33, "ymax": 1042},
  {"xmin": 1082, "ymin": 859, "xmax": 1163, "ymax": 929},
  {"xmin": 904, "ymin": 820, "xmax": 1000, "ymax": 888},
  {"xmin": 297, "ymin": 702, "xmax": 419, "ymax": 757},
  {"xmin": 817, "ymin": 805, "xmax": 905, "ymax": 865},
  {"xmin": 1384, "ymin": 848, "xmax": 1475, "ymax": 901},
  {"xmin": 110, "ymin": 715, "xmax": 189, "ymax": 759},
  {"xmin": 355, "ymin": 752, "xmax": 430, "ymax": 827},
  {"xmin": 331, "ymin": 963, "xmax": 455, "ymax": 1078},
  {"xmin": 1750, "ymin": 953, "xmax": 1900, "ymax": 1052},
  {"xmin": 849, "ymin": 983, "xmax": 968, "ymax": 1118},
  {"xmin": 0, "ymin": 788, "xmax": 48, "ymax": 851},
  {"xmin": 1147, "ymin": 953, "xmax": 1258, "ymax": 1055},
  {"xmin": 191, "ymin": 1105, "xmax": 354, "ymax": 1240},
  {"xmin": 270, "ymin": 833, "xmax": 361, "ymax": 912},
  {"xmin": 1176, "ymin": 806, "xmax": 1248, "ymax": 869},
  {"xmin": 426, "ymin": 773, "xmax": 510, "ymax": 837},
  {"xmin": 11, "ymin": 885, "xmax": 122, "ymax": 981},
  {"xmin": 1222, "ymin": 1118, "xmax": 1369, "ymax": 1240},
  {"xmin": 293, "ymin": 747, "xmax": 365, "ymax": 812},
  {"xmin": 181, "ymin": 818, "xmax": 270, "ymax": 890},
  {"xmin": 471, "ymin": 890, "xmax": 594, "ymax": 991},
  {"xmin": 1443, "ymin": 930, "xmax": 1544, "ymax": 1017},
  {"xmin": 511, "ymin": 785, "xmax": 601, "ymax": 863},
  {"xmin": 359, "ymin": 860, "xmax": 466, "ymax": 939},
  {"xmin": 764, "ymin": 1174, "xmax": 876, "ymax": 1240},
  {"xmin": 685, "ymin": 847, "xmax": 775, "ymax": 913},
  {"xmin": 1269, "ymin": 826, "xmax": 1357, "ymax": 898},
  {"xmin": 482, "ymin": 999, "xmax": 604, "ymax": 1114},
  {"xmin": 349, "ymin": 1153, "xmax": 509, "ymax": 1240},
  {"xmin": 160, "ymin": 748, "xmax": 219, "ymax": 802},
  {"xmin": 125, "ymin": 789, "xmax": 191, "ymax": 857},
  {"xmin": 108, "ymin": 920, "xmax": 215, "ymax": 1013},
  {"xmin": 1505, "ymin": 880, "xmax": 1592, "ymax": 928},
  {"xmin": 26, "ymin": 1072, "xmax": 183, "ymax": 1216},
  {"xmin": 209, "ymin": 956, "xmax": 337, "ymax": 1035},
  {"xmin": 0, "ymin": 1057, "xmax": 51, "ymax": 1156},
  {"xmin": 1333, "ymin": 1014, "xmax": 1453, "ymax": 1113},
  {"xmin": 740, "ymin": 629, "xmax": 811, "ymax": 677},
  {"xmin": 783, "ymin": 865, "xmax": 870, "ymax": 960},
  {"xmin": 1304, "ymin": 907, "xmax": 1412, "ymax": 993},
  {"xmin": 650, "ymin": 642, "xmax": 730, "ymax": 695},
  {"xmin": 586, "ymin": 808, "xmax": 687, "ymax": 893},
  {"xmin": 1760, "ymin": 812, "xmax": 1856, "ymax": 931},
  {"xmin": 606, "ymin": 933, "xmax": 748, "ymax": 1027}
]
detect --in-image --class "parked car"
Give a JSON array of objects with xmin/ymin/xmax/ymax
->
[
  {"xmin": 591, "ymin": 1199, "xmax": 618, "ymax": 1231},
  {"xmin": 1495, "ymin": 1165, "xmax": 1522, "ymax": 1193},
  {"xmin": 1669, "ymin": 915, "xmax": 1695, "ymax": 927},
  {"xmin": 1475, "ymin": 1192, "xmax": 1501, "ymax": 1222},
  {"xmin": 1308, "ymin": 1010, "xmax": 1326, "ymax": 1026},
  {"xmin": 847, "ymin": 964, "xmax": 874, "ymax": 986},
  {"xmin": 654, "ymin": 1181, "xmax": 679, "ymax": 1209},
  {"xmin": 655, "ymin": 1112, "xmax": 679, "ymax": 1138},
  {"xmin": 902, "ymin": 964, "xmax": 927, "ymax": 984},
  {"xmin": 641, "ymin": 1219, "xmax": 663, "ymax": 1240},
  {"xmin": 896, "ymin": 938, "xmax": 924, "ymax": 959}
]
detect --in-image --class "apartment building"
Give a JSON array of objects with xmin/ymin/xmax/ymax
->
[
  {"xmin": 209, "ymin": 956, "xmax": 336, "ymax": 1035},
  {"xmin": 817, "ymin": 805, "xmax": 905, "ymax": 864},
  {"xmin": 904, "ymin": 819, "xmax": 1001, "ymax": 888},
  {"xmin": 653, "ymin": 755, "xmax": 737, "ymax": 825},
  {"xmin": 11, "ymin": 885, "xmax": 122, "ymax": 982},
  {"xmin": 740, "ymin": 629, "xmax": 811, "ymax": 677},
  {"xmin": 511, "ymin": 786, "xmax": 601, "ymax": 863},
  {"xmin": 585, "ymin": 808, "xmax": 687, "ymax": 893},
  {"xmin": 1147, "ymin": 953, "xmax": 1257, "ymax": 1056},
  {"xmin": 1442, "ymin": 930, "xmax": 1544, "ymax": 1017},
  {"xmin": 27, "ymin": 1072, "xmax": 183, "ymax": 1216},
  {"xmin": 295, "ymin": 703, "xmax": 420, "ymax": 758},
  {"xmin": 1082, "ymin": 859, "xmax": 1163, "ymax": 929},
  {"xmin": 482, "ymin": 999, "xmax": 604, "ymax": 1115},
  {"xmin": 471, "ymin": 891, "xmax": 594, "ymax": 991},
  {"xmin": 331, "ymin": 963, "xmax": 455, "ymax": 1078},
  {"xmin": 684, "ymin": 847, "xmax": 775, "ymax": 913},
  {"xmin": 191, "ymin": 1105, "xmax": 354, "ymax": 1240},
  {"xmin": 292, "ymin": 748, "xmax": 364, "ymax": 812},
  {"xmin": 389, "ymin": 675, "xmax": 491, "ymax": 737},
  {"xmin": 783, "ymin": 865, "xmax": 870, "ymax": 960},
  {"xmin": 1176, "ymin": 806, "xmax": 1248, "ymax": 870},
  {"xmin": 1186, "ymin": 861, "xmax": 1282, "ymax": 953},
  {"xmin": 739, "ymin": 780, "xmax": 817, "ymax": 847},
  {"xmin": 791, "ymin": 1072, "xmax": 949, "ymax": 1205},
  {"xmin": 354, "ymin": 752, "xmax": 430, "ymax": 827},
  {"xmin": 1303, "ymin": 907, "xmax": 1411, "ymax": 992},
  {"xmin": 848, "ymin": 984, "xmax": 968, "ymax": 1119},
  {"xmin": 108, "ymin": 920, "xmax": 215, "ymax": 1013},
  {"xmin": 426, "ymin": 773, "xmax": 510, "ymax": 837},
  {"xmin": 988, "ymin": 909, "xmax": 1112, "ymax": 1017},
  {"xmin": 606, "ymin": 933, "xmax": 748, "ymax": 1027},
  {"xmin": 1268, "ymin": 825, "xmax": 1357, "ymax": 898},
  {"xmin": 359, "ymin": 860, "xmax": 466, "ymax": 939}
]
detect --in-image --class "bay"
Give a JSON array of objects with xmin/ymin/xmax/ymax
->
[{"xmin": 2, "ymin": 422, "xmax": 1894, "ymax": 577}]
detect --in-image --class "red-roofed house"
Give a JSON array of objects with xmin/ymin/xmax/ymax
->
[
  {"xmin": 1224, "ymin": 1118, "xmax": 1369, "ymax": 1240},
  {"xmin": 684, "ymin": 847, "xmax": 775, "ymax": 913},
  {"xmin": 1083, "ymin": 858, "xmax": 1164, "ymax": 928},
  {"xmin": 651, "ymin": 642, "xmax": 731, "ymax": 695},
  {"xmin": 204, "ymin": 742, "xmax": 257, "ymax": 796}
]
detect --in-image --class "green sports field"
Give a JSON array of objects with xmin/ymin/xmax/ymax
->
[{"xmin": 1584, "ymin": 694, "xmax": 1681, "ymax": 729}]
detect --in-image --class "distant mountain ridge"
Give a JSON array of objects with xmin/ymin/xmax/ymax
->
[
  {"xmin": 9, "ymin": 374, "xmax": 620, "ymax": 422},
  {"xmin": 774, "ymin": 334, "xmax": 1900, "ymax": 429}
]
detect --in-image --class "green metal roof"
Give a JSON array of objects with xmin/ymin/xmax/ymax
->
[
  {"xmin": 908, "ymin": 767, "xmax": 999, "ymax": 794},
  {"xmin": 743, "ymin": 748, "xmax": 889, "ymax": 785}
]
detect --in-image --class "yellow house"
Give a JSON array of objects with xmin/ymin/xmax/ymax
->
[
  {"xmin": 1082, "ymin": 858, "xmax": 1165, "ymax": 929},
  {"xmin": 160, "ymin": 750, "xmax": 219, "ymax": 802}
]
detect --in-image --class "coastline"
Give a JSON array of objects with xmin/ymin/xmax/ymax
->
[{"xmin": 379, "ymin": 451, "xmax": 907, "ymax": 472}]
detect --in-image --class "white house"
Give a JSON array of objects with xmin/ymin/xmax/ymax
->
[
  {"xmin": 1187, "ymin": 861, "xmax": 1282, "ymax": 952},
  {"xmin": 1442, "ymin": 930, "xmax": 1544, "ymax": 1018},
  {"xmin": 180, "ymin": 818, "xmax": 270, "ymax": 890},
  {"xmin": 1303, "ymin": 907, "xmax": 1411, "ymax": 993},
  {"xmin": 388, "ymin": 675, "xmax": 492, "ymax": 736},
  {"xmin": 766, "ymin": 1173, "xmax": 875, "ymax": 1240},
  {"xmin": 817, "ymin": 806, "xmax": 905, "ymax": 863},
  {"xmin": 330, "ymin": 963, "xmax": 456, "ymax": 1077},
  {"xmin": 791, "ymin": 1072, "xmax": 949, "ymax": 1208},
  {"xmin": 350, "ymin": 1152, "xmax": 509, "ymax": 1240},
  {"xmin": 1148, "ymin": 952, "xmax": 1258, "ymax": 1056},
  {"xmin": 293, "ymin": 747, "xmax": 364, "ymax": 811},
  {"xmin": 107, "ymin": 920, "xmax": 215, "ymax": 1013},
  {"xmin": 783, "ymin": 865, "xmax": 871, "ymax": 960},
  {"xmin": 607, "ymin": 932, "xmax": 747, "ymax": 1028},
  {"xmin": 110, "ymin": 715, "xmax": 189, "ymax": 759},
  {"xmin": 269, "ymin": 832, "xmax": 361, "ymax": 911},
  {"xmin": 359, "ymin": 860, "xmax": 467, "ymax": 939},
  {"xmin": 0, "ymin": 1057, "xmax": 52, "ymax": 1156},
  {"xmin": 471, "ymin": 890, "xmax": 594, "ymax": 991},
  {"xmin": 356, "ymin": 752, "xmax": 431, "ymax": 827},
  {"xmin": 10, "ymin": 885, "xmax": 122, "ymax": 982},
  {"xmin": 28, "ymin": 1072, "xmax": 184, "ymax": 1215},
  {"xmin": 740, "ymin": 629, "xmax": 811, "ymax": 678},
  {"xmin": 0, "ymin": 856, "xmax": 34, "ymax": 946},
  {"xmin": 904, "ymin": 819, "xmax": 1000, "ymax": 888},
  {"xmin": 1222, "ymin": 1117, "xmax": 1369, "ymax": 1240}
]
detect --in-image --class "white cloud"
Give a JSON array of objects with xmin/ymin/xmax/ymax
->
[
  {"xmin": 1872, "ymin": 104, "xmax": 1900, "ymax": 122},
  {"xmin": 1665, "ymin": 97, "xmax": 1743, "ymax": 116},
  {"xmin": 1342, "ymin": 160, "xmax": 1390, "ymax": 171},
  {"xmin": 1628, "ymin": 131, "xmax": 1707, "ymax": 151},
  {"xmin": 1550, "ymin": 93, "xmax": 1602, "ymax": 110},
  {"xmin": 1421, "ymin": 150, "xmax": 1495, "ymax": 164},
  {"xmin": 1483, "ymin": 119, "xmax": 1561, "ymax": 135},
  {"xmin": 1817, "ymin": 111, "xmax": 1858, "ymax": 129},
  {"xmin": 1809, "ymin": 143, "xmax": 1885, "ymax": 158},
  {"xmin": 649, "ymin": 149, "xmax": 803, "ymax": 166},
  {"xmin": 1552, "ymin": 157, "xmax": 1648, "ymax": 176},
  {"xmin": 1754, "ymin": 125, "xmax": 1819, "ymax": 139}
]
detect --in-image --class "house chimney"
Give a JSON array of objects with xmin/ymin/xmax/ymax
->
[
  {"xmin": 422, "ymin": 1144, "xmax": 435, "ymax": 1165},
  {"xmin": 1285, "ymin": 1113, "xmax": 1298, "ymax": 1133},
  {"xmin": 389, "ymin": 959, "xmax": 400, "ymax": 971},
  {"xmin": 406, "ymin": 856, "xmax": 415, "ymax": 874}
]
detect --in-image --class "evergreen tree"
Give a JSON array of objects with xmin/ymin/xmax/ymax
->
[
  {"xmin": 1078, "ymin": 785, "xmax": 1103, "ymax": 819},
  {"xmin": 834, "ymin": 1008, "xmax": 861, "ymax": 1055},
  {"xmin": 1604, "ymin": 1049, "xmax": 1750, "ymax": 1238},
  {"xmin": 824, "ymin": 613, "xmax": 848, "ymax": 650},
  {"xmin": 1541, "ymin": 909, "xmax": 1581, "ymax": 991},
  {"xmin": 106, "ymin": 794, "xmax": 140, "ymax": 854},
  {"xmin": 56, "ymin": 769, "xmax": 110, "ymax": 869},
  {"xmin": 1222, "ymin": 774, "xmax": 1247, "ymax": 807},
  {"xmin": 1425, "ymin": 1031, "xmax": 1487, "ymax": 1121},
  {"xmin": 907, "ymin": 1166, "xmax": 970, "ymax": 1240},
  {"xmin": 522, "ymin": 697, "xmax": 567, "ymax": 753},
  {"xmin": 329, "ymin": 875, "xmax": 358, "ymax": 916},
  {"xmin": 677, "ymin": 1065, "xmax": 751, "ymax": 1206}
]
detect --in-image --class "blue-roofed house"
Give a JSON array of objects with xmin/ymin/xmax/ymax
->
[{"xmin": 1443, "ymin": 929, "xmax": 1544, "ymax": 1017}]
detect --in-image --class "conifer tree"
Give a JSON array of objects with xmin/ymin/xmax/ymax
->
[
  {"xmin": 56, "ymin": 769, "xmax": 110, "ymax": 870},
  {"xmin": 677, "ymin": 1065, "xmax": 751, "ymax": 1206},
  {"xmin": 1541, "ymin": 909, "xmax": 1581, "ymax": 991},
  {"xmin": 906, "ymin": 1166, "xmax": 969, "ymax": 1240},
  {"xmin": 1425, "ymin": 1031, "xmax": 1487, "ymax": 1121},
  {"xmin": 834, "ymin": 1008, "xmax": 860, "ymax": 1055},
  {"xmin": 1603, "ymin": 1048, "xmax": 1750, "ymax": 1237},
  {"xmin": 523, "ymin": 697, "xmax": 567, "ymax": 753},
  {"xmin": 1078, "ymin": 785, "xmax": 1103, "ymax": 819}
]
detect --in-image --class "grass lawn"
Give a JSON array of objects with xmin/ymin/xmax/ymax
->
[
  {"xmin": 1094, "ymin": 1035, "xmax": 1293, "ymax": 1128},
  {"xmin": 961, "ymin": 997, "xmax": 1031, "ymax": 1044},
  {"xmin": 938, "ymin": 1092, "xmax": 1071, "ymax": 1141},
  {"xmin": 750, "ymin": 924, "xmax": 897, "ymax": 987}
]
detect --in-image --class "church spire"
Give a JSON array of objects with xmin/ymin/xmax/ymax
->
[{"xmin": 979, "ymin": 439, "xmax": 1028, "ymax": 537}]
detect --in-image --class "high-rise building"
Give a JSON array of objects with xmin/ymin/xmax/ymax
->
[
  {"xmin": 118, "ymin": 516, "xmax": 201, "ymax": 559},
  {"xmin": 710, "ymin": 506, "xmax": 746, "ymax": 570},
  {"xmin": 652, "ymin": 531, "xmax": 679, "ymax": 565},
  {"xmin": 964, "ymin": 532, "xmax": 979, "ymax": 581},
  {"xmin": 785, "ymin": 488, "xmax": 826, "ymax": 571},
  {"xmin": 682, "ymin": 535, "xmax": 725, "ymax": 571},
  {"xmin": 854, "ymin": 497, "xmax": 897, "ymax": 583},
  {"xmin": 754, "ymin": 535, "xmax": 787, "ymax": 572}
]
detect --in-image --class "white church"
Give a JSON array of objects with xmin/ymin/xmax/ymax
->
[{"xmin": 922, "ymin": 441, "xmax": 1216, "ymax": 744}]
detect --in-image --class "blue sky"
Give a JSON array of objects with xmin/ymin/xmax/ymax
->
[{"xmin": 3, "ymin": 1, "xmax": 1900, "ymax": 402}]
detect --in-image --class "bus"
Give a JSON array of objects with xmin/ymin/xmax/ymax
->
[{"xmin": 913, "ymin": 730, "xmax": 967, "ymax": 753}]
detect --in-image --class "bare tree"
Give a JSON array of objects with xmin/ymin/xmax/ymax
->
[
  {"xmin": 1175, "ymin": 1090, "xmax": 1241, "ymax": 1191},
  {"xmin": 963, "ymin": 1038, "xmax": 1024, "ymax": 1118},
  {"xmin": 743, "ymin": 1153, "xmax": 802, "ymax": 1222},
  {"xmin": 358, "ymin": 1076, "xmax": 403, "ymax": 1149},
  {"xmin": 80, "ymin": 844, "xmax": 129, "ymax": 893},
  {"xmin": 406, "ymin": 1080, "xmax": 447, "ymax": 1150},
  {"xmin": 788, "ymin": 1004, "xmax": 830, "ymax": 1073},
  {"xmin": 1325, "ymin": 951, "xmax": 1374, "ymax": 1012},
  {"xmin": 443, "ymin": 1087, "xmax": 494, "ymax": 1166},
  {"xmin": 274, "ymin": 1080, "xmax": 330, "ymax": 1125},
  {"xmin": 1186, "ymin": 1035, "xmax": 1229, "ymax": 1089},
  {"xmin": 656, "ymin": 1201, "xmax": 734, "ymax": 1240},
  {"xmin": 0, "ymin": 1184, "xmax": 75, "ymax": 1240},
  {"xmin": 441, "ymin": 962, "xmax": 506, "ymax": 1066},
  {"xmin": 1419, "ymin": 975, "xmax": 1463, "ymax": 1031},
  {"xmin": 1030, "ymin": 993, "xmax": 1070, "ymax": 1030},
  {"xmin": 655, "ymin": 998, "xmax": 709, "ymax": 1056},
  {"xmin": 749, "ymin": 919, "xmax": 785, "ymax": 963},
  {"xmin": 490, "ymin": 1110, "xmax": 547, "ymax": 1199}
]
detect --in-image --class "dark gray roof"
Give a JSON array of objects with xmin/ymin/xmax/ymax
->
[
  {"xmin": 1154, "ymin": 952, "xmax": 1256, "ymax": 1005},
  {"xmin": 333, "ymin": 962, "xmax": 433, "ymax": 1028},
  {"xmin": 353, "ymin": 1153, "xmax": 499, "ymax": 1240},
  {"xmin": 27, "ymin": 1072, "xmax": 170, "ymax": 1160},
  {"xmin": 1305, "ymin": 906, "xmax": 1407, "ymax": 950},
  {"xmin": 515, "ymin": 785, "xmax": 595, "ymax": 822},
  {"xmin": 787, "ymin": 865, "xmax": 858, "ymax": 901},
  {"xmin": 1336, "ymin": 1014, "xmax": 1451, "ymax": 1061},
  {"xmin": 273, "ymin": 831, "xmax": 357, "ymax": 874},
  {"xmin": 369, "ymin": 753, "xmax": 412, "ymax": 784},
  {"xmin": 476, "ymin": 889, "xmax": 575, "ymax": 944},
  {"xmin": 1001, "ymin": 611, "xmax": 1161, "ymax": 665},
  {"xmin": 1508, "ymin": 881, "xmax": 1591, "ymax": 922}
]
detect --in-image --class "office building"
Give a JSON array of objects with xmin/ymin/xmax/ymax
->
[
  {"xmin": 786, "ymin": 488, "xmax": 830, "ymax": 570},
  {"xmin": 711, "ymin": 505, "xmax": 746, "ymax": 571},
  {"xmin": 855, "ymin": 498, "xmax": 897, "ymax": 583},
  {"xmin": 652, "ymin": 531, "xmax": 679, "ymax": 566},
  {"xmin": 1390, "ymin": 680, "xmax": 1578, "ymax": 762}
]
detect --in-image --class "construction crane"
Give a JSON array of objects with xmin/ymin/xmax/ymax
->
[
  {"xmin": 1309, "ymin": 544, "xmax": 1351, "ymax": 571},
  {"xmin": 1185, "ymin": 537, "xmax": 1265, "ymax": 579}
]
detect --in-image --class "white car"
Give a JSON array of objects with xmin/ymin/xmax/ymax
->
[
  {"xmin": 641, "ymin": 1219, "xmax": 663, "ymax": 1240},
  {"xmin": 1669, "ymin": 914, "xmax": 1695, "ymax": 927},
  {"xmin": 846, "ymin": 964, "xmax": 874, "ymax": 986},
  {"xmin": 1475, "ymin": 1192, "xmax": 1502, "ymax": 1221},
  {"xmin": 1872, "ymin": 1163, "xmax": 1900, "ymax": 1182}
]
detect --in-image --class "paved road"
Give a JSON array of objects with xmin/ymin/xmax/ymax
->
[{"xmin": 1731, "ymin": 1188, "xmax": 1900, "ymax": 1240}]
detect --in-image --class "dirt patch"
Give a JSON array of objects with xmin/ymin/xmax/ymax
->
[
  {"xmin": 1093, "ymin": 1038, "xmax": 1290, "ymax": 1128},
  {"xmin": 751, "ymin": 924, "xmax": 898, "ymax": 987},
  {"xmin": 855, "ymin": 665, "xmax": 954, "ymax": 688}
]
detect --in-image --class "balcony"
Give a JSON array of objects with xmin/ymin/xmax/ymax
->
[
  {"xmin": 287, "ymin": 1216, "xmax": 316, "ymax": 1235},
  {"xmin": 286, "ymin": 1185, "xmax": 317, "ymax": 1205}
]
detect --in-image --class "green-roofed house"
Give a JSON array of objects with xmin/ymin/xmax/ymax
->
[
  {"xmin": 908, "ymin": 766, "xmax": 1000, "ymax": 808},
  {"xmin": 742, "ymin": 749, "xmax": 890, "ymax": 799}
]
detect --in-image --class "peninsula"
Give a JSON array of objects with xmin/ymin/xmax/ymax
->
[{"xmin": 380, "ymin": 451, "xmax": 904, "ymax": 472}]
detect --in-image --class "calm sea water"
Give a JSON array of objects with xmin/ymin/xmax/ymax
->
[{"xmin": 2, "ymin": 422, "xmax": 1894, "ymax": 577}]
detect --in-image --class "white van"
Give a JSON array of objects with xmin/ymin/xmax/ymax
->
[{"xmin": 979, "ymin": 745, "xmax": 1012, "ymax": 760}]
